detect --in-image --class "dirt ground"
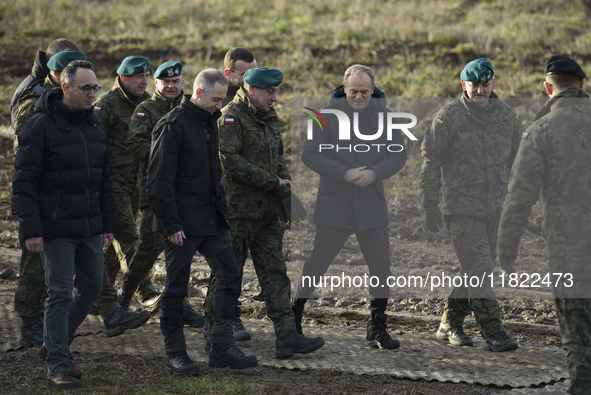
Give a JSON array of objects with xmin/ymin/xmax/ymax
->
[{"xmin": 0, "ymin": 133, "xmax": 566, "ymax": 394}]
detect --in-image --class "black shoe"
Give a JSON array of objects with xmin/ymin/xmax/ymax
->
[
  {"xmin": 275, "ymin": 331, "xmax": 325, "ymax": 359},
  {"xmin": 140, "ymin": 292, "xmax": 162, "ymax": 313},
  {"xmin": 208, "ymin": 344, "xmax": 258, "ymax": 369},
  {"xmin": 103, "ymin": 309, "xmax": 151, "ymax": 337},
  {"xmin": 20, "ymin": 324, "xmax": 43, "ymax": 347},
  {"xmin": 486, "ymin": 330, "xmax": 518, "ymax": 352},
  {"xmin": 292, "ymin": 305, "xmax": 304, "ymax": 335},
  {"xmin": 366, "ymin": 313, "xmax": 400, "ymax": 350},
  {"xmin": 166, "ymin": 351, "xmax": 199, "ymax": 376},
  {"xmin": 38, "ymin": 344, "xmax": 82, "ymax": 380},
  {"xmin": 183, "ymin": 306, "xmax": 205, "ymax": 328},
  {"xmin": 118, "ymin": 288, "xmax": 134, "ymax": 312},
  {"xmin": 231, "ymin": 319, "xmax": 251, "ymax": 341}
]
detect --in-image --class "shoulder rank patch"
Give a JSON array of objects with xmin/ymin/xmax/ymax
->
[
  {"xmin": 93, "ymin": 107, "xmax": 101, "ymax": 112},
  {"xmin": 521, "ymin": 131, "xmax": 529, "ymax": 139},
  {"xmin": 435, "ymin": 118, "xmax": 444, "ymax": 126},
  {"xmin": 137, "ymin": 113, "xmax": 145, "ymax": 118},
  {"xmin": 225, "ymin": 118, "xmax": 235, "ymax": 124}
]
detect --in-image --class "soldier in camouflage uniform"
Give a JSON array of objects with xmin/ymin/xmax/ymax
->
[
  {"xmin": 213, "ymin": 67, "xmax": 324, "ymax": 358},
  {"xmin": 222, "ymin": 48, "xmax": 257, "ymax": 108},
  {"xmin": 11, "ymin": 44, "xmax": 82, "ymax": 346},
  {"xmin": 497, "ymin": 55, "xmax": 591, "ymax": 394},
  {"xmin": 93, "ymin": 56, "xmax": 161, "ymax": 311},
  {"xmin": 421, "ymin": 59, "xmax": 520, "ymax": 351},
  {"xmin": 120, "ymin": 61, "xmax": 204, "ymax": 326}
]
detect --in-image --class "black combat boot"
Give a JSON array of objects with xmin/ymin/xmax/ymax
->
[
  {"xmin": 292, "ymin": 305, "xmax": 304, "ymax": 335},
  {"xmin": 20, "ymin": 324, "xmax": 43, "ymax": 347},
  {"xmin": 118, "ymin": 287, "xmax": 134, "ymax": 312},
  {"xmin": 103, "ymin": 308, "xmax": 151, "ymax": 337},
  {"xmin": 166, "ymin": 350, "xmax": 199, "ymax": 376},
  {"xmin": 208, "ymin": 343, "xmax": 258, "ymax": 369},
  {"xmin": 183, "ymin": 305, "xmax": 205, "ymax": 328},
  {"xmin": 485, "ymin": 330, "xmax": 518, "ymax": 352},
  {"xmin": 366, "ymin": 312, "xmax": 400, "ymax": 349},
  {"xmin": 275, "ymin": 331, "xmax": 325, "ymax": 358}
]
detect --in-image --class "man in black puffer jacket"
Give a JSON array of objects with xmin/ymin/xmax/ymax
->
[
  {"xmin": 294, "ymin": 64, "xmax": 407, "ymax": 349},
  {"xmin": 13, "ymin": 60, "xmax": 117, "ymax": 391}
]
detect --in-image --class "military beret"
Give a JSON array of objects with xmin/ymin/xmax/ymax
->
[
  {"xmin": 117, "ymin": 56, "xmax": 150, "ymax": 76},
  {"xmin": 545, "ymin": 55, "xmax": 586, "ymax": 79},
  {"xmin": 154, "ymin": 61, "xmax": 183, "ymax": 79},
  {"xmin": 47, "ymin": 50, "xmax": 86, "ymax": 72},
  {"xmin": 243, "ymin": 67, "xmax": 283, "ymax": 88},
  {"xmin": 460, "ymin": 58, "xmax": 494, "ymax": 83}
]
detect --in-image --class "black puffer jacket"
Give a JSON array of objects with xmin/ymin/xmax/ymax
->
[
  {"xmin": 13, "ymin": 88, "xmax": 118, "ymax": 239},
  {"xmin": 301, "ymin": 86, "xmax": 407, "ymax": 232},
  {"xmin": 147, "ymin": 96, "xmax": 228, "ymax": 237}
]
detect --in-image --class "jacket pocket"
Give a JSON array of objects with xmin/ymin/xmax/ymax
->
[
  {"xmin": 449, "ymin": 220, "xmax": 465, "ymax": 236},
  {"xmin": 52, "ymin": 191, "xmax": 62, "ymax": 222}
]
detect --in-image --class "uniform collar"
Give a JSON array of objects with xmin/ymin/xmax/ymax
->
[
  {"xmin": 234, "ymin": 86, "xmax": 277, "ymax": 120},
  {"xmin": 533, "ymin": 87, "xmax": 590, "ymax": 122}
]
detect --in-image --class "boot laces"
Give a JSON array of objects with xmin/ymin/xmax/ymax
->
[
  {"xmin": 225, "ymin": 344, "xmax": 245, "ymax": 356},
  {"xmin": 171, "ymin": 351, "xmax": 192, "ymax": 365}
]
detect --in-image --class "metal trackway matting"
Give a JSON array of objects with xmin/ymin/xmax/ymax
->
[{"xmin": 0, "ymin": 303, "xmax": 567, "ymax": 389}]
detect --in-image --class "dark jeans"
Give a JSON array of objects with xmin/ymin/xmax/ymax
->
[
  {"xmin": 161, "ymin": 229, "xmax": 240, "ymax": 354},
  {"xmin": 41, "ymin": 236, "xmax": 104, "ymax": 377},
  {"xmin": 294, "ymin": 225, "xmax": 391, "ymax": 311}
]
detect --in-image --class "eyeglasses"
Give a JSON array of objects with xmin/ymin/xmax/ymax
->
[{"xmin": 77, "ymin": 85, "xmax": 101, "ymax": 95}]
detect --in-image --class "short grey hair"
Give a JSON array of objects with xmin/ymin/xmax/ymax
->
[
  {"xmin": 61, "ymin": 60, "xmax": 94, "ymax": 86},
  {"xmin": 193, "ymin": 69, "xmax": 229, "ymax": 94},
  {"xmin": 343, "ymin": 64, "xmax": 375, "ymax": 86}
]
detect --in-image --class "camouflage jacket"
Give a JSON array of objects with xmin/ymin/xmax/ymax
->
[
  {"xmin": 129, "ymin": 89, "xmax": 183, "ymax": 208},
  {"xmin": 222, "ymin": 83, "xmax": 240, "ymax": 108},
  {"xmin": 218, "ymin": 87, "xmax": 290, "ymax": 220},
  {"xmin": 421, "ymin": 92, "xmax": 521, "ymax": 219},
  {"xmin": 93, "ymin": 77, "xmax": 150, "ymax": 168},
  {"xmin": 12, "ymin": 76, "xmax": 59, "ymax": 136},
  {"xmin": 11, "ymin": 51, "xmax": 50, "ymax": 134},
  {"xmin": 497, "ymin": 88, "xmax": 591, "ymax": 278}
]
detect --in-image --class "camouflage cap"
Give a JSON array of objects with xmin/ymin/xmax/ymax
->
[
  {"xmin": 545, "ymin": 55, "xmax": 586, "ymax": 79},
  {"xmin": 47, "ymin": 50, "xmax": 86, "ymax": 72},
  {"xmin": 243, "ymin": 67, "xmax": 283, "ymax": 88},
  {"xmin": 460, "ymin": 58, "xmax": 494, "ymax": 83},
  {"xmin": 154, "ymin": 61, "xmax": 183, "ymax": 79},
  {"xmin": 117, "ymin": 56, "xmax": 150, "ymax": 76}
]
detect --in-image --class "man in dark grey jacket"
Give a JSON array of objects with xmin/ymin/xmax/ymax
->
[
  {"xmin": 294, "ymin": 64, "xmax": 407, "ymax": 349},
  {"xmin": 13, "ymin": 60, "xmax": 117, "ymax": 390}
]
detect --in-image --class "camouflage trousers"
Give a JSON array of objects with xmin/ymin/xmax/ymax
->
[
  {"xmin": 554, "ymin": 298, "xmax": 591, "ymax": 394},
  {"xmin": 122, "ymin": 205, "xmax": 190, "ymax": 307},
  {"xmin": 442, "ymin": 215, "xmax": 504, "ymax": 338},
  {"xmin": 205, "ymin": 217, "xmax": 295, "ymax": 335},
  {"xmin": 14, "ymin": 227, "xmax": 45, "ymax": 327}
]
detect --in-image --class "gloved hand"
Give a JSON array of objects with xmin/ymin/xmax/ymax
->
[
  {"xmin": 498, "ymin": 257, "xmax": 517, "ymax": 275},
  {"xmin": 275, "ymin": 184, "xmax": 308, "ymax": 223},
  {"xmin": 423, "ymin": 205, "xmax": 443, "ymax": 233}
]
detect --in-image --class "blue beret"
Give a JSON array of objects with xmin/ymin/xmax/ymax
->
[
  {"xmin": 243, "ymin": 67, "xmax": 283, "ymax": 88},
  {"xmin": 117, "ymin": 56, "xmax": 150, "ymax": 76},
  {"xmin": 47, "ymin": 50, "xmax": 86, "ymax": 72},
  {"xmin": 545, "ymin": 55, "xmax": 586, "ymax": 79},
  {"xmin": 460, "ymin": 58, "xmax": 494, "ymax": 83},
  {"xmin": 154, "ymin": 61, "xmax": 183, "ymax": 79}
]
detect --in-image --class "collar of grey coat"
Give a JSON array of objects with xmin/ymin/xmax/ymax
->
[
  {"xmin": 181, "ymin": 94, "xmax": 222, "ymax": 121},
  {"xmin": 533, "ymin": 87, "xmax": 590, "ymax": 123}
]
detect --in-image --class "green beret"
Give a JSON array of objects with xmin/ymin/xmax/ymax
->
[
  {"xmin": 545, "ymin": 55, "xmax": 586, "ymax": 79},
  {"xmin": 243, "ymin": 67, "xmax": 283, "ymax": 88},
  {"xmin": 154, "ymin": 61, "xmax": 183, "ymax": 79},
  {"xmin": 47, "ymin": 50, "xmax": 86, "ymax": 72},
  {"xmin": 460, "ymin": 58, "xmax": 494, "ymax": 83},
  {"xmin": 117, "ymin": 56, "xmax": 150, "ymax": 76}
]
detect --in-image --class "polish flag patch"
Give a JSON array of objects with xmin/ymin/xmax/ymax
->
[
  {"xmin": 93, "ymin": 107, "xmax": 101, "ymax": 112},
  {"xmin": 225, "ymin": 118, "xmax": 235, "ymax": 124},
  {"xmin": 137, "ymin": 113, "xmax": 145, "ymax": 118},
  {"xmin": 435, "ymin": 118, "xmax": 444, "ymax": 126},
  {"xmin": 521, "ymin": 131, "xmax": 529, "ymax": 139}
]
